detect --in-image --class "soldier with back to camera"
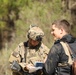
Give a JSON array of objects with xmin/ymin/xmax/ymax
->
[{"xmin": 9, "ymin": 25, "xmax": 49, "ymax": 75}]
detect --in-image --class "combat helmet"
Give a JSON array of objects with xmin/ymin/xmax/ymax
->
[{"xmin": 27, "ymin": 25, "xmax": 44, "ymax": 41}]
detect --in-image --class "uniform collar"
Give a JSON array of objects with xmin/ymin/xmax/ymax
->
[
  {"xmin": 24, "ymin": 41, "xmax": 41, "ymax": 50},
  {"xmin": 60, "ymin": 34, "xmax": 75, "ymax": 43},
  {"xmin": 55, "ymin": 34, "xmax": 75, "ymax": 44}
]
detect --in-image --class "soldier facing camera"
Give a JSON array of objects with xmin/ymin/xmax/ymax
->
[{"xmin": 9, "ymin": 25, "xmax": 49, "ymax": 75}]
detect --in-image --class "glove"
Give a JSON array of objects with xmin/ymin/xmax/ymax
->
[{"xmin": 11, "ymin": 61, "xmax": 21, "ymax": 72}]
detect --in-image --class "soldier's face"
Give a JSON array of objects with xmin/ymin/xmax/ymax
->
[
  {"xmin": 51, "ymin": 24, "xmax": 62, "ymax": 40},
  {"xmin": 29, "ymin": 39, "xmax": 39, "ymax": 46}
]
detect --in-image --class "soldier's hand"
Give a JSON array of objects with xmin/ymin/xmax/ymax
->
[
  {"xmin": 24, "ymin": 64, "xmax": 33, "ymax": 71},
  {"xmin": 24, "ymin": 64, "xmax": 37, "ymax": 73}
]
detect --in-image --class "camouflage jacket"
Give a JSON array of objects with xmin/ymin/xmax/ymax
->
[{"xmin": 9, "ymin": 41, "xmax": 49, "ymax": 69}]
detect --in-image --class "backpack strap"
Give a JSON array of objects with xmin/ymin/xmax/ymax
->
[{"xmin": 60, "ymin": 42, "xmax": 73, "ymax": 65}]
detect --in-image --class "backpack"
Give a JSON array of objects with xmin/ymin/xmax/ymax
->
[{"xmin": 60, "ymin": 42, "xmax": 76, "ymax": 75}]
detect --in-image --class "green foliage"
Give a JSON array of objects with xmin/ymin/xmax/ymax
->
[
  {"xmin": 0, "ymin": 22, "xmax": 6, "ymax": 29},
  {"xmin": 52, "ymin": 0, "xmax": 62, "ymax": 13},
  {"xmin": 71, "ymin": 26, "xmax": 76, "ymax": 38}
]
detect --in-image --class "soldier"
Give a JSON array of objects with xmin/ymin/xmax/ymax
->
[
  {"xmin": 9, "ymin": 25, "xmax": 49, "ymax": 75},
  {"xmin": 44, "ymin": 19, "xmax": 76, "ymax": 75}
]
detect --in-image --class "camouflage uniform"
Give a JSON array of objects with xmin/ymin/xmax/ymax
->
[{"xmin": 9, "ymin": 25, "xmax": 49, "ymax": 75}]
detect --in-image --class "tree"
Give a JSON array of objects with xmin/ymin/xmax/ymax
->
[{"xmin": 0, "ymin": 0, "xmax": 29, "ymax": 49}]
